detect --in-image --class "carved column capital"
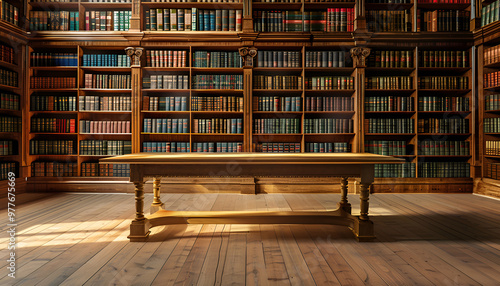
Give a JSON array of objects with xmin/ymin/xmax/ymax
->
[
  {"xmin": 350, "ymin": 47, "xmax": 371, "ymax": 68},
  {"xmin": 125, "ymin": 47, "xmax": 144, "ymax": 67},
  {"xmin": 239, "ymin": 46, "xmax": 258, "ymax": 67}
]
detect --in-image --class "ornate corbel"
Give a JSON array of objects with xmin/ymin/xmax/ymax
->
[
  {"xmin": 239, "ymin": 47, "xmax": 258, "ymax": 68},
  {"xmin": 125, "ymin": 47, "xmax": 144, "ymax": 67},
  {"xmin": 350, "ymin": 47, "xmax": 371, "ymax": 68}
]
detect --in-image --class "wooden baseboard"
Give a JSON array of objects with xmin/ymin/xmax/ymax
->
[
  {"xmin": 371, "ymin": 178, "xmax": 473, "ymax": 193},
  {"xmin": 473, "ymin": 178, "xmax": 500, "ymax": 199}
]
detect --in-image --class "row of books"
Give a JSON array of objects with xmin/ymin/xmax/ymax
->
[
  {"xmin": 31, "ymin": 162, "xmax": 78, "ymax": 177},
  {"xmin": 143, "ymin": 96, "xmax": 188, "ymax": 111},
  {"xmin": 484, "ymin": 44, "xmax": 500, "ymax": 66},
  {"xmin": 146, "ymin": 8, "xmax": 243, "ymax": 31},
  {"xmin": 367, "ymin": 50, "xmax": 413, "ymax": 68},
  {"xmin": 418, "ymin": 162, "xmax": 470, "ymax": 178},
  {"xmin": 484, "ymin": 71, "xmax": 500, "ymax": 88},
  {"xmin": 29, "ymin": 140, "xmax": 75, "ymax": 155},
  {"xmin": 254, "ymin": 118, "xmax": 301, "ymax": 134},
  {"xmin": 257, "ymin": 51, "xmax": 301, "ymax": 68},
  {"xmin": 305, "ymin": 96, "xmax": 354, "ymax": 112},
  {"xmin": 84, "ymin": 10, "xmax": 131, "ymax": 31},
  {"xmin": 255, "ymin": 96, "xmax": 302, "ymax": 112},
  {"xmin": 143, "ymin": 75, "xmax": 189, "ymax": 90},
  {"xmin": 305, "ymin": 51, "xmax": 348, "ymax": 68},
  {"xmin": 146, "ymin": 50, "xmax": 188, "ymax": 67},
  {"xmin": 305, "ymin": 142, "xmax": 350, "ymax": 153},
  {"xmin": 485, "ymin": 141, "xmax": 500, "ymax": 155},
  {"xmin": 259, "ymin": 142, "xmax": 301, "ymax": 153},
  {"xmin": 142, "ymin": 142, "xmax": 190, "ymax": 152},
  {"xmin": 0, "ymin": 68, "xmax": 18, "ymax": 87},
  {"xmin": 30, "ymin": 53, "xmax": 78, "ymax": 67},
  {"xmin": 191, "ymin": 96, "xmax": 243, "ymax": 111},
  {"xmin": 486, "ymin": 163, "xmax": 500, "ymax": 180},
  {"xmin": 84, "ymin": 73, "xmax": 131, "ymax": 89},
  {"xmin": 419, "ymin": 50, "xmax": 469, "ymax": 68},
  {"xmin": 80, "ymin": 140, "xmax": 132, "ymax": 155},
  {"xmin": 417, "ymin": 118, "xmax": 469, "ymax": 133},
  {"xmin": 366, "ymin": 10, "xmax": 412, "ymax": 32},
  {"xmin": 29, "ymin": 11, "xmax": 80, "ymax": 31},
  {"xmin": 31, "ymin": 118, "xmax": 76, "ymax": 133},
  {"xmin": 484, "ymin": 118, "xmax": 500, "ymax": 133},
  {"xmin": 418, "ymin": 76, "xmax": 469, "ymax": 89},
  {"xmin": 253, "ymin": 75, "xmax": 302, "ymax": 89},
  {"xmin": 303, "ymin": 118, "xmax": 354, "ymax": 133},
  {"xmin": 374, "ymin": 163, "xmax": 415, "ymax": 178},
  {"xmin": 192, "ymin": 142, "xmax": 243, "ymax": 152},
  {"xmin": 0, "ymin": 140, "xmax": 15, "ymax": 156},
  {"xmin": 0, "ymin": 162, "xmax": 17, "ymax": 180},
  {"xmin": 192, "ymin": 74, "xmax": 243, "ymax": 89},
  {"xmin": 0, "ymin": 116, "xmax": 22, "ymax": 132},
  {"xmin": 365, "ymin": 140, "xmax": 408, "ymax": 156},
  {"xmin": 31, "ymin": 77, "xmax": 75, "ymax": 89},
  {"xmin": 0, "ymin": 43, "xmax": 15, "ymax": 64},
  {"xmin": 418, "ymin": 96, "xmax": 469, "ymax": 111},
  {"xmin": 0, "ymin": 92, "xmax": 19, "ymax": 110},
  {"xmin": 192, "ymin": 118, "xmax": 243, "ymax": 133},
  {"xmin": 304, "ymin": 76, "xmax": 354, "ymax": 90},
  {"xmin": 1, "ymin": 1, "xmax": 19, "ymax": 27},
  {"xmin": 365, "ymin": 96, "xmax": 414, "ymax": 112},
  {"xmin": 147, "ymin": 0, "xmax": 241, "ymax": 2},
  {"xmin": 79, "ymin": 96, "xmax": 131, "ymax": 111},
  {"xmin": 417, "ymin": 10, "xmax": 470, "ymax": 32},
  {"xmin": 365, "ymin": 76, "xmax": 412, "ymax": 90},
  {"xmin": 79, "ymin": 120, "xmax": 131, "ymax": 134},
  {"xmin": 481, "ymin": 0, "xmax": 500, "ymax": 27},
  {"xmin": 82, "ymin": 54, "xmax": 130, "ymax": 67},
  {"xmin": 81, "ymin": 163, "xmax": 130, "ymax": 177},
  {"xmin": 143, "ymin": 118, "xmax": 189, "ymax": 133},
  {"xmin": 252, "ymin": 10, "xmax": 354, "ymax": 32},
  {"xmin": 418, "ymin": 140, "xmax": 470, "ymax": 156},
  {"xmin": 416, "ymin": 0, "xmax": 470, "ymax": 3},
  {"xmin": 192, "ymin": 51, "xmax": 243, "ymax": 68},
  {"xmin": 484, "ymin": 94, "xmax": 500, "ymax": 110},
  {"xmin": 31, "ymin": 95, "xmax": 77, "ymax": 111},
  {"xmin": 365, "ymin": 118, "xmax": 414, "ymax": 134}
]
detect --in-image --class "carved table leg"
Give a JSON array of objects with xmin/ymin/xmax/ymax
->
[
  {"xmin": 351, "ymin": 182, "xmax": 374, "ymax": 241},
  {"xmin": 128, "ymin": 181, "xmax": 151, "ymax": 241},
  {"xmin": 150, "ymin": 177, "xmax": 164, "ymax": 214},
  {"xmin": 337, "ymin": 176, "xmax": 352, "ymax": 213}
]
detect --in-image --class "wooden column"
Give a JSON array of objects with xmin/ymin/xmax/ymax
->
[
  {"xmin": 350, "ymin": 47, "xmax": 370, "ymax": 152},
  {"xmin": 150, "ymin": 177, "xmax": 164, "ymax": 214},
  {"xmin": 239, "ymin": 47, "xmax": 257, "ymax": 152},
  {"xmin": 337, "ymin": 177, "xmax": 352, "ymax": 213},
  {"xmin": 242, "ymin": 0, "xmax": 253, "ymax": 33},
  {"xmin": 125, "ymin": 47, "xmax": 143, "ymax": 153},
  {"xmin": 130, "ymin": 0, "xmax": 141, "ymax": 31}
]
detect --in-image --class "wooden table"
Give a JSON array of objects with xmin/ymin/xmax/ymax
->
[{"xmin": 100, "ymin": 153, "xmax": 403, "ymax": 242}]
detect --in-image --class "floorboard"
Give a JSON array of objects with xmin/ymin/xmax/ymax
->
[{"xmin": 1, "ymin": 192, "xmax": 499, "ymax": 285}]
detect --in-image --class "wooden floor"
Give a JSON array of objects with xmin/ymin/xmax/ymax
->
[{"xmin": 1, "ymin": 192, "xmax": 500, "ymax": 285}]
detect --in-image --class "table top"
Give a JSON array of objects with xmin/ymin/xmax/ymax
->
[{"xmin": 100, "ymin": 152, "xmax": 405, "ymax": 165}]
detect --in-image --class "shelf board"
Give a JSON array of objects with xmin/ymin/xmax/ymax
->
[
  {"xmin": 252, "ymin": 2, "xmax": 301, "ymax": 9},
  {"xmin": 143, "ymin": 67, "xmax": 190, "ymax": 71},
  {"xmin": 304, "ymin": 67, "xmax": 355, "ymax": 73},
  {"xmin": 418, "ymin": 67, "xmax": 470, "ymax": 73},
  {"xmin": 79, "ymin": 111, "xmax": 131, "ymax": 113},
  {"xmin": 191, "ymin": 111, "xmax": 243, "ymax": 114},
  {"xmin": 31, "ymin": 154, "xmax": 78, "ymax": 157},
  {"xmin": 418, "ymin": 133, "xmax": 471, "ymax": 136},
  {"xmin": 142, "ymin": 89, "xmax": 189, "ymax": 93},
  {"xmin": 416, "ymin": 3, "xmax": 470, "ymax": 10},
  {"xmin": 304, "ymin": 2, "xmax": 356, "ymax": 9},
  {"xmin": 80, "ymin": 88, "xmax": 132, "ymax": 92},
  {"xmin": 30, "ymin": 88, "xmax": 78, "ymax": 92},
  {"xmin": 79, "ymin": 155, "xmax": 120, "ymax": 157},
  {"xmin": 484, "ymin": 61, "xmax": 500, "ymax": 69},
  {"xmin": 304, "ymin": 111, "xmax": 355, "ymax": 115},
  {"xmin": 365, "ymin": 3, "xmax": 413, "ymax": 10},
  {"xmin": 483, "ymin": 133, "xmax": 500, "ymax": 135},
  {"xmin": 191, "ymin": 89, "xmax": 243, "ymax": 93},
  {"xmin": 485, "ymin": 155, "xmax": 500, "ymax": 158},
  {"xmin": 142, "ymin": 2, "xmax": 243, "ymax": 9},
  {"xmin": 304, "ymin": 89, "xmax": 355, "ymax": 95},
  {"xmin": 365, "ymin": 133, "xmax": 416, "ymax": 136},
  {"xmin": 0, "ymin": 83, "xmax": 19, "ymax": 92},
  {"xmin": 80, "ymin": 67, "xmax": 131, "ymax": 72},
  {"xmin": 304, "ymin": 133, "xmax": 356, "ymax": 136},
  {"xmin": 253, "ymin": 89, "xmax": 303, "ymax": 93},
  {"xmin": 365, "ymin": 89, "xmax": 415, "ymax": 94},
  {"xmin": 191, "ymin": 67, "xmax": 243, "ymax": 73},
  {"xmin": 80, "ymin": 2, "xmax": 132, "ymax": 8},
  {"xmin": 253, "ymin": 111, "xmax": 303, "ymax": 114},
  {"xmin": 417, "ymin": 89, "xmax": 471, "ymax": 94},
  {"xmin": 418, "ymin": 155, "xmax": 471, "ymax": 158},
  {"xmin": 365, "ymin": 67, "xmax": 415, "ymax": 73},
  {"xmin": 417, "ymin": 111, "xmax": 470, "ymax": 115},
  {"xmin": 29, "ymin": 2, "xmax": 79, "ymax": 9},
  {"xmin": 0, "ymin": 108, "xmax": 21, "ymax": 113},
  {"xmin": 141, "ymin": 133, "xmax": 190, "ymax": 135},
  {"xmin": 30, "ymin": 133, "xmax": 78, "ymax": 135},
  {"xmin": 364, "ymin": 111, "xmax": 415, "ymax": 115},
  {"xmin": 253, "ymin": 67, "xmax": 303, "ymax": 72},
  {"xmin": 31, "ymin": 66, "xmax": 78, "ymax": 70},
  {"xmin": 30, "ymin": 110, "xmax": 78, "ymax": 113},
  {"xmin": 192, "ymin": 133, "xmax": 244, "ymax": 135},
  {"xmin": 80, "ymin": 133, "xmax": 132, "ymax": 135},
  {"xmin": 0, "ymin": 60, "xmax": 18, "ymax": 71},
  {"xmin": 142, "ymin": 110, "xmax": 190, "ymax": 114}
]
